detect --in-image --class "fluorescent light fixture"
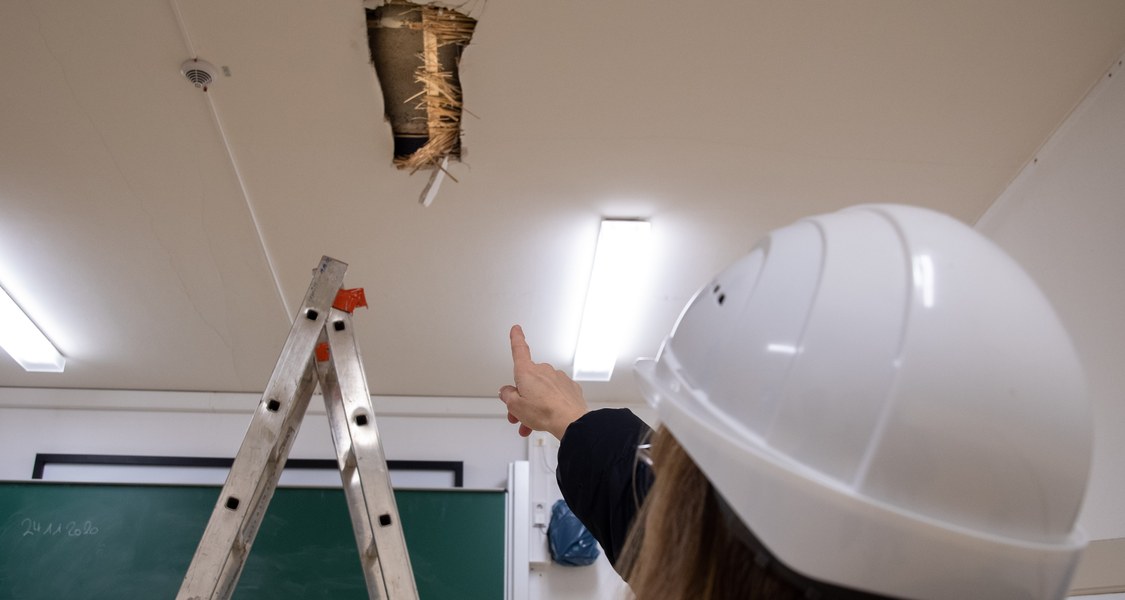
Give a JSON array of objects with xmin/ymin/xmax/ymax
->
[
  {"xmin": 0, "ymin": 285, "xmax": 66, "ymax": 372},
  {"xmin": 572, "ymin": 219, "xmax": 651, "ymax": 381}
]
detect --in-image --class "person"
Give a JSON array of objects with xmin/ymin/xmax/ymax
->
[
  {"xmin": 499, "ymin": 204, "xmax": 1093, "ymax": 600},
  {"xmin": 500, "ymin": 324, "xmax": 654, "ymax": 568}
]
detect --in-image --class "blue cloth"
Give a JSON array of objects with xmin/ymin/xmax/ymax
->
[{"xmin": 547, "ymin": 499, "xmax": 601, "ymax": 566}]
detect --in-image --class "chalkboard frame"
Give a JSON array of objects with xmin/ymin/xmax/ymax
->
[{"xmin": 31, "ymin": 453, "xmax": 464, "ymax": 487}]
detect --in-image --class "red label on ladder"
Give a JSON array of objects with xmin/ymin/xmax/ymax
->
[{"xmin": 333, "ymin": 288, "xmax": 367, "ymax": 313}]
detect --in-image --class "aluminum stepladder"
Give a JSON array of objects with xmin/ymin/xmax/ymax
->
[{"xmin": 177, "ymin": 256, "xmax": 418, "ymax": 600}]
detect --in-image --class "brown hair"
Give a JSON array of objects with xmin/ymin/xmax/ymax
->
[{"xmin": 617, "ymin": 427, "xmax": 803, "ymax": 600}]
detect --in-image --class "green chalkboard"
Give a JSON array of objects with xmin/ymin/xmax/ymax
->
[{"xmin": 0, "ymin": 482, "xmax": 505, "ymax": 599}]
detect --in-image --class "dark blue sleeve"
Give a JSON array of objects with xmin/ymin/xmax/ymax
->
[{"xmin": 555, "ymin": 408, "xmax": 654, "ymax": 570}]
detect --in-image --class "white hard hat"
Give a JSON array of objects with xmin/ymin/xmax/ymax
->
[{"xmin": 635, "ymin": 204, "xmax": 1092, "ymax": 599}]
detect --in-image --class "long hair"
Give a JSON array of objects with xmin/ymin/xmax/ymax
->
[{"xmin": 617, "ymin": 427, "xmax": 803, "ymax": 600}]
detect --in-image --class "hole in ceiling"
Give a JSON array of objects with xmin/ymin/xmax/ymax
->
[{"xmin": 367, "ymin": 1, "xmax": 477, "ymax": 173}]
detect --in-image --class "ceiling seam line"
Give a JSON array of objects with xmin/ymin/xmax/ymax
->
[
  {"xmin": 168, "ymin": 0, "xmax": 197, "ymax": 58},
  {"xmin": 167, "ymin": 0, "xmax": 293, "ymax": 323},
  {"xmin": 203, "ymin": 96, "xmax": 294, "ymax": 322}
]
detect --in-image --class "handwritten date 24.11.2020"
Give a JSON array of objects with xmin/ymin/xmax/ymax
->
[{"xmin": 20, "ymin": 518, "xmax": 99, "ymax": 538}]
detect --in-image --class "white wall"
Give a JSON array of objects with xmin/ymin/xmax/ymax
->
[
  {"xmin": 0, "ymin": 388, "xmax": 525, "ymax": 489},
  {"xmin": 976, "ymin": 52, "xmax": 1125, "ymax": 542}
]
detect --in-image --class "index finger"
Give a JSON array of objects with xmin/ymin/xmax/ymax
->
[{"xmin": 510, "ymin": 324, "xmax": 533, "ymax": 368}]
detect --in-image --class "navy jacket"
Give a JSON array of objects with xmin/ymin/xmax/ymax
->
[{"xmin": 556, "ymin": 408, "xmax": 654, "ymax": 569}]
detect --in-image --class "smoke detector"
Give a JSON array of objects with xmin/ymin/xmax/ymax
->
[{"xmin": 181, "ymin": 58, "xmax": 218, "ymax": 91}]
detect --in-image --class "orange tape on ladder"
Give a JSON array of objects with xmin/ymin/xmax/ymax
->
[{"xmin": 333, "ymin": 288, "xmax": 368, "ymax": 313}]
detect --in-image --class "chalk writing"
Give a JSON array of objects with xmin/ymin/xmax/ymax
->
[{"xmin": 20, "ymin": 518, "xmax": 99, "ymax": 538}]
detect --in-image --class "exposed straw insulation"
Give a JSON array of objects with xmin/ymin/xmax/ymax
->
[{"xmin": 367, "ymin": 1, "xmax": 476, "ymax": 173}]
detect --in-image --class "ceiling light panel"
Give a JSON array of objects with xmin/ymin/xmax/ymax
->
[{"xmin": 0, "ymin": 284, "xmax": 66, "ymax": 372}]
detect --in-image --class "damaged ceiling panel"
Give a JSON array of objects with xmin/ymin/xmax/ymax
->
[{"xmin": 367, "ymin": 1, "xmax": 476, "ymax": 176}]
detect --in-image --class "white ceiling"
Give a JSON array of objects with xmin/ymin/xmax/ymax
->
[{"xmin": 1, "ymin": 0, "xmax": 1124, "ymax": 405}]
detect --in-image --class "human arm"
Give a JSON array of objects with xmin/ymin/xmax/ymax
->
[
  {"xmin": 498, "ymin": 325, "xmax": 588, "ymax": 440},
  {"xmin": 556, "ymin": 408, "xmax": 653, "ymax": 569},
  {"xmin": 496, "ymin": 325, "xmax": 653, "ymax": 568}
]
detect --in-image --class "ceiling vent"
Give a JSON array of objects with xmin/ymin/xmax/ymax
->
[{"xmin": 180, "ymin": 58, "xmax": 218, "ymax": 91}]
